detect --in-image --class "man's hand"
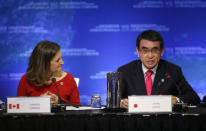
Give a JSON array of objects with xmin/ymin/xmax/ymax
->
[
  {"xmin": 40, "ymin": 91, "xmax": 58, "ymax": 104},
  {"xmin": 172, "ymin": 96, "xmax": 178, "ymax": 104},
  {"xmin": 120, "ymin": 96, "xmax": 178, "ymax": 109},
  {"xmin": 120, "ymin": 98, "xmax": 128, "ymax": 109}
]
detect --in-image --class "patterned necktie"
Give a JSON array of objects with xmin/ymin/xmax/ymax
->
[{"xmin": 146, "ymin": 70, "xmax": 153, "ymax": 96}]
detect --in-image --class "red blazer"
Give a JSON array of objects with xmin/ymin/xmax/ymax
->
[{"xmin": 17, "ymin": 72, "xmax": 81, "ymax": 105}]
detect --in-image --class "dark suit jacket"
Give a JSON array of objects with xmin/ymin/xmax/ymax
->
[{"xmin": 117, "ymin": 59, "xmax": 200, "ymax": 105}]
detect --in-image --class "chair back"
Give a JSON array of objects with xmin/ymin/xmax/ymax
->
[
  {"xmin": 74, "ymin": 78, "xmax": 80, "ymax": 87},
  {"xmin": 202, "ymin": 96, "xmax": 206, "ymax": 102}
]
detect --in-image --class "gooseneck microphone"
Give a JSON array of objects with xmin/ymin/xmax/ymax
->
[
  {"xmin": 164, "ymin": 73, "xmax": 182, "ymax": 97},
  {"xmin": 52, "ymin": 77, "xmax": 66, "ymax": 104},
  {"xmin": 157, "ymin": 73, "xmax": 182, "ymax": 101},
  {"xmin": 163, "ymin": 73, "xmax": 189, "ymax": 112}
]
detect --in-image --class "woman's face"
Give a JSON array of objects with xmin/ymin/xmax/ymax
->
[{"xmin": 50, "ymin": 50, "xmax": 64, "ymax": 73}]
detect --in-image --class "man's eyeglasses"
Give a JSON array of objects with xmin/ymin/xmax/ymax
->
[{"xmin": 139, "ymin": 48, "xmax": 161, "ymax": 54}]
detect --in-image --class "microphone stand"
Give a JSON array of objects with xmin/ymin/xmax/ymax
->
[
  {"xmin": 52, "ymin": 78, "xmax": 66, "ymax": 104},
  {"xmin": 164, "ymin": 73, "xmax": 188, "ymax": 112},
  {"xmin": 158, "ymin": 73, "xmax": 188, "ymax": 112},
  {"xmin": 51, "ymin": 78, "xmax": 80, "ymax": 112}
]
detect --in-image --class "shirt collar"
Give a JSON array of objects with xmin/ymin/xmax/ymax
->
[{"xmin": 142, "ymin": 63, "xmax": 158, "ymax": 75}]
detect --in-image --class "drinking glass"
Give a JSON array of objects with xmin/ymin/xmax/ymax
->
[{"xmin": 91, "ymin": 94, "xmax": 101, "ymax": 108}]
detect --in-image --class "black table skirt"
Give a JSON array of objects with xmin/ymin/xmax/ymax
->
[{"xmin": 1, "ymin": 112, "xmax": 206, "ymax": 131}]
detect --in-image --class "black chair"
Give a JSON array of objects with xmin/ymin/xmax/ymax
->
[{"xmin": 202, "ymin": 96, "xmax": 206, "ymax": 103}]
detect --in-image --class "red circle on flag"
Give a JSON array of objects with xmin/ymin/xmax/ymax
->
[{"xmin": 134, "ymin": 104, "xmax": 138, "ymax": 108}]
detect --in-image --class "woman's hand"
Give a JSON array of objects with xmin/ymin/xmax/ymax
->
[{"xmin": 40, "ymin": 91, "xmax": 58, "ymax": 104}]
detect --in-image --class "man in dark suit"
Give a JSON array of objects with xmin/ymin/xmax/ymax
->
[{"xmin": 118, "ymin": 30, "xmax": 200, "ymax": 109}]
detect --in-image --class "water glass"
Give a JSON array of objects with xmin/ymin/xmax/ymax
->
[
  {"xmin": 0, "ymin": 99, "xmax": 5, "ymax": 111},
  {"xmin": 91, "ymin": 94, "xmax": 101, "ymax": 108}
]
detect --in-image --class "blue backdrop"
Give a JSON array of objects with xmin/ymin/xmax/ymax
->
[{"xmin": 1, "ymin": 0, "xmax": 206, "ymax": 105}]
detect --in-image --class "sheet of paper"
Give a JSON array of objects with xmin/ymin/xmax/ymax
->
[{"xmin": 66, "ymin": 106, "xmax": 105, "ymax": 110}]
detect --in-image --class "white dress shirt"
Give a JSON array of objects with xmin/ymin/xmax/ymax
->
[{"xmin": 142, "ymin": 64, "xmax": 158, "ymax": 85}]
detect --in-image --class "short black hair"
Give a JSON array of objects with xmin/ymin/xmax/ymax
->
[{"xmin": 136, "ymin": 30, "xmax": 164, "ymax": 49}]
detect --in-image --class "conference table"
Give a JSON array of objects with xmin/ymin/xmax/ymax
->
[{"xmin": 0, "ymin": 105, "xmax": 206, "ymax": 131}]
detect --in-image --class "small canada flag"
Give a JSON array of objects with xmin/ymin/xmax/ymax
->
[{"xmin": 9, "ymin": 104, "xmax": 20, "ymax": 109}]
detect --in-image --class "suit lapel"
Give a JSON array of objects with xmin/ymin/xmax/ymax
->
[
  {"xmin": 134, "ymin": 61, "xmax": 147, "ymax": 95},
  {"xmin": 152, "ymin": 61, "xmax": 165, "ymax": 95}
]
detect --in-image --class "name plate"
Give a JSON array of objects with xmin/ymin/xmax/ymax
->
[
  {"xmin": 7, "ymin": 97, "xmax": 51, "ymax": 113},
  {"xmin": 128, "ymin": 95, "xmax": 172, "ymax": 113}
]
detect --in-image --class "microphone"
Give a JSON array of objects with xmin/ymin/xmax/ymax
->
[
  {"xmin": 52, "ymin": 77, "xmax": 66, "ymax": 104},
  {"xmin": 51, "ymin": 78, "xmax": 79, "ymax": 107},
  {"xmin": 164, "ymin": 73, "xmax": 182, "ymax": 97},
  {"xmin": 163, "ymin": 73, "xmax": 189, "ymax": 112},
  {"xmin": 157, "ymin": 73, "xmax": 183, "ymax": 102}
]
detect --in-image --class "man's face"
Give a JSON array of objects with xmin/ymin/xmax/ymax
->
[
  {"xmin": 136, "ymin": 39, "xmax": 164, "ymax": 69},
  {"xmin": 50, "ymin": 50, "xmax": 64, "ymax": 73}
]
